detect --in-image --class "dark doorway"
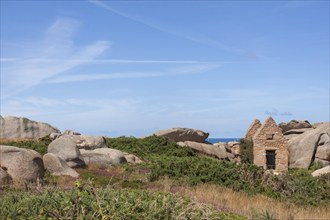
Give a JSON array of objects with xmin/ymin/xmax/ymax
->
[{"xmin": 266, "ymin": 150, "xmax": 276, "ymax": 170}]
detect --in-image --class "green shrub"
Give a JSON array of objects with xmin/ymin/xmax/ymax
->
[
  {"xmin": 0, "ymin": 182, "xmax": 244, "ymax": 219},
  {"xmin": 0, "ymin": 135, "xmax": 52, "ymax": 155},
  {"xmin": 239, "ymin": 138, "xmax": 254, "ymax": 163},
  {"xmin": 107, "ymin": 136, "xmax": 330, "ymax": 206},
  {"xmin": 106, "ymin": 135, "xmax": 196, "ymax": 159}
]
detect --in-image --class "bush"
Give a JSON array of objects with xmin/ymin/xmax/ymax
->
[
  {"xmin": 105, "ymin": 135, "xmax": 196, "ymax": 159},
  {"xmin": 239, "ymin": 139, "xmax": 254, "ymax": 164},
  {"xmin": 0, "ymin": 135, "xmax": 52, "ymax": 155},
  {"xmin": 0, "ymin": 182, "xmax": 243, "ymax": 219}
]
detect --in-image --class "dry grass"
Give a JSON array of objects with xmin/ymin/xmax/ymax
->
[{"xmin": 151, "ymin": 177, "xmax": 330, "ymax": 220}]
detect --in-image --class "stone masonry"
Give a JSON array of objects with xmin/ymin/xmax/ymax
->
[
  {"xmin": 245, "ymin": 119, "xmax": 262, "ymax": 140},
  {"xmin": 251, "ymin": 117, "xmax": 289, "ymax": 172}
]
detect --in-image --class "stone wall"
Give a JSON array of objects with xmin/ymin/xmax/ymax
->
[
  {"xmin": 252, "ymin": 117, "xmax": 289, "ymax": 172},
  {"xmin": 245, "ymin": 119, "xmax": 262, "ymax": 140}
]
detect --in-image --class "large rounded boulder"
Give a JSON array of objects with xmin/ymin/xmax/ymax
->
[
  {"xmin": 154, "ymin": 128, "xmax": 209, "ymax": 143},
  {"xmin": 279, "ymin": 120, "xmax": 312, "ymax": 133},
  {"xmin": 80, "ymin": 148, "xmax": 127, "ymax": 166},
  {"xmin": 0, "ymin": 145, "xmax": 44, "ymax": 183},
  {"xmin": 48, "ymin": 136, "xmax": 85, "ymax": 168},
  {"xmin": 177, "ymin": 141, "xmax": 228, "ymax": 160},
  {"xmin": 43, "ymin": 153, "xmax": 79, "ymax": 178},
  {"xmin": 288, "ymin": 122, "xmax": 330, "ymax": 168},
  {"xmin": 0, "ymin": 116, "xmax": 60, "ymax": 140}
]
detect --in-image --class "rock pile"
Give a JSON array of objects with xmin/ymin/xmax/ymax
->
[{"xmin": 0, "ymin": 116, "xmax": 142, "ymax": 185}]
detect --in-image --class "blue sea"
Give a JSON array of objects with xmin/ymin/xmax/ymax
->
[{"xmin": 206, "ymin": 138, "xmax": 241, "ymax": 144}]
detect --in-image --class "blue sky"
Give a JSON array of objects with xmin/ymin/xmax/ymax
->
[{"xmin": 1, "ymin": 0, "xmax": 329, "ymax": 137}]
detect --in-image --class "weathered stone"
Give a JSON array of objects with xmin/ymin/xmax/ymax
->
[
  {"xmin": 48, "ymin": 136, "xmax": 85, "ymax": 168},
  {"xmin": 177, "ymin": 141, "xmax": 228, "ymax": 159},
  {"xmin": 315, "ymin": 143, "xmax": 330, "ymax": 161},
  {"xmin": 227, "ymin": 141, "xmax": 240, "ymax": 155},
  {"xmin": 70, "ymin": 135, "xmax": 107, "ymax": 150},
  {"xmin": 245, "ymin": 119, "xmax": 262, "ymax": 140},
  {"xmin": 288, "ymin": 122, "xmax": 329, "ymax": 169},
  {"xmin": 80, "ymin": 148, "xmax": 127, "ymax": 166},
  {"xmin": 0, "ymin": 145, "xmax": 44, "ymax": 183},
  {"xmin": 252, "ymin": 117, "xmax": 288, "ymax": 172},
  {"xmin": 154, "ymin": 128, "xmax": 209, "ymax": 143},
  {"xmin": 318, "ymin": 133, "xmax": 330, "ymax": 146},
  {"xmin": 311, "ymin": 165, "xmax": 330, "ymax": 177},
  {"xmin": 50, "ymin": 133, "xmax": 61, "ymax": 140},
  {"xmin": 43, "ymin": 153, "xmax": 79, "ymax": 178},
  {"xmin": 123, "ymin": 153, "xmax": 143, "ymax": 164},
  {"xmin": 0, "ymin": 116, "xmax": 60, "ymax": 140},
  {"xmin": 283, "ymin": 128, "xmax": 311, "ymax": 135},
  {"xmin": 279, "ymin": 120, "xmax": 312, "ymax": 133}
]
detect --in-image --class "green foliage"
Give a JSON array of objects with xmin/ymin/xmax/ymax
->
[
  {"xmin": 0, "ymin": 135, "xmax": 52, "ymax": 155},
  {"xmin": 105, "ymin": 135, "xmax": 196, "ymax": 159},
  {"xmin": 264, "ymin": 169, "xmax": 330, "ymax": 206},
  {"xmin": 106, "ymin": 136, "xmax": 330, "ymax": 206},
  {"xmin": 0, "ymin": 182, "xmax": 243, "ymax": 219},
  {"xmin": 239, "ymin": 138, "xmax": 254, "ymax": 163},
  {"xmin": 148, "ymin": 155, "xmax": 265, "ymax": 193},
  {"xmin": 309, "ymin": 160, "xmax": 324, "ymax": 171},
  {"xmin": 253, "ymin": 210, "xmax": 276, "ymax": 220}
]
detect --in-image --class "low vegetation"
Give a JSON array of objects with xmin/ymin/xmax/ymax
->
[
  {"xmin": 239, "ymin": 138, "xmax": 254, "ymax": 164},
  {"xmin": 0, "ymin": 181, "xmax": 243, "ymax": 219},
  {"xmin": 0, "ymin": 135, "xmax": 52, "ymax": 155},
  {"xmin": 1, "ymin": 135, "xmax": 329, "ymax": 219},
  {"xmin": 106, "ymin": 136, "xmax": 330, "ymax": 206}
]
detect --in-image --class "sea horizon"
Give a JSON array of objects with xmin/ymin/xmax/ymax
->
[{"xmin": 206, "ymin": 138, "xmax": 241, "ymax": 144}]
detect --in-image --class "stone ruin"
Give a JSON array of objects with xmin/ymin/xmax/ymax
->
[{"xmin": 245, "ymin": 117, "xmax": 289, "ymax": 172}]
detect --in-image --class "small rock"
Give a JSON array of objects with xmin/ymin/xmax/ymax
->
[{"xmin": 312, "ymin": 165, "xmax": 330, "ymax": 177}]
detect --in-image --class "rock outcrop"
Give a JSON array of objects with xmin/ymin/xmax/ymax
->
[
  {"xmin": 43, "ymin": 153, "xmax": 79, "ymax": 178},
  {"xmin": 80, "ymin": 148, "xmax": 127, "ymax": 166},
  {"xmin": 0, "ymin": 145, "xmax": 44, "ymax": 183},
  {"xmin": 154, "ymin": 128, "xmax": 209, "ymax": 143},
  {"xmin": 311, "ymin": 165, "xmax": 330, "ymax": 177},
  {"xmin": 288, "ymin": 122, "xmax": 330, "ymax": 169},
  {"xmin": 177, "ymin": 141, "xmax": 228, "ymax": 159},
  {"xmin": 0, "ymin": 116, "xmax": 60, "ymax": 140},
  {"xmin": 279, "ymin": 120, "xmax": 312, "ymax": 133},
  {"xmin": 47, "ymin": 136, "xmax": 85, "ymax": 168}
]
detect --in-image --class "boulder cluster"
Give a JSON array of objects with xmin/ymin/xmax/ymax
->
[
  {"xmin": 154, "ymin": 128, "xmax": 240, "ymax": 162},
  {"xmin": 0, "ymin": 116, "xmax": 142, "ymax": 185},
  {"xmin": 279, "ymin": 120, "xmax": 330, "ymax": 176},
  {"xmin": 1, "ymin": 116, "xmax": 329, "ymax": 185}
]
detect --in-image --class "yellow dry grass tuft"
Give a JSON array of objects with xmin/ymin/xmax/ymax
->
[{"xmin": 152, "ymin": 178, "xmax": 330, "ymax": 220}]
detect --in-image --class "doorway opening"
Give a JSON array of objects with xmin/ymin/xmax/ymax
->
[{"xmin": 266, "ymin": 150, "xmax": 276, "ymax": 170}]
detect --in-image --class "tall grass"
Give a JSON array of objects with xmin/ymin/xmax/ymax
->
[{"xmin": 151, "ymin": 178, "xmax": 330, "ymax": 220}]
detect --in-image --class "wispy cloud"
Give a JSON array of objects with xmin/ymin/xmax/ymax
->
[
  {"xmin": 88, "ymin": 0, "xmax": 248, "ymax": 56},
  {"xmin": 0, "ymin": 58, "xmax": 18, "ymax": 62},
  {"xmin": 44, "ymin": 63, "xmax": 221, "ymax": 84},
  {"xmin": 0, "ymin": 58, "xmax": 201, "ymax": 64},
  {"xmin": 1, "ymin": 17, "xmax": 110, "ymax": 98}
]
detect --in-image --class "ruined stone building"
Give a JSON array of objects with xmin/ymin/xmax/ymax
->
[{"xmin": 245, "ymin": 117, "xmax": 289, "ymax": 172}]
